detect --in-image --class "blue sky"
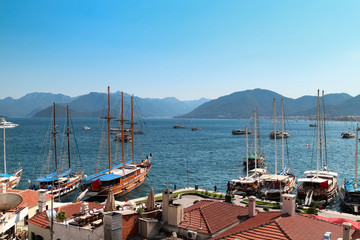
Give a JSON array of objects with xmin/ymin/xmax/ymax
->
[{"xmin": 1, "ymin": 1, "xmax": 360, "ymax": 100}]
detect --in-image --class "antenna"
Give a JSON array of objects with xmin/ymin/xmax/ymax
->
[{"xmin": 187, "ymin": 156, "xmax": 189, "ymax": 188}]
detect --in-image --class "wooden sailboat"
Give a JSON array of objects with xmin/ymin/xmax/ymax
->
[
  {"xmin": 339, "ymin": 122, "xmax": 360, "ymax": 213},
  {"xmin": 297, "ymin": 90, "xmax": 338, "ymax": 205},
  {"xmin": 77, "ymin": 87, "xmax": 152, "ymax": 200},
  {"xmin": 231, "ymin": 109, "xmax": 267, "ymax": 195},
  {"xmin": 259, "ymin": 99, "xmax": 296, "ymax": 200},
  {"xmin": 29, "ymin": 104, "xmax": 84, "ymax": 198},
  {"xmin": 0, "ymin": 117, "xmax": 22, "ymax": 189},
  {"xmin": 243, "ymin": 109, "xmax": 265, "ymax": 169},
  {"xmin": 230, "ymin": 124, "xmax": 266, "ymax": 195}
]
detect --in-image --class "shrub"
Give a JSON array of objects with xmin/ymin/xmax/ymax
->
[
  {"xmin": 310, "ymin": 201, "xmax": 319, "ymax": 208},
  {"xmin": 56, "ymin": 210, "xmax": 66, "ymax": 222},
  {"xmin": 220, "ymin": 194, "xmax": 223, "ymax": 198},
  {"xmin": 205, "ymin": 190, "xmax": 209, "ymax": 196},
  {"xmin": 263, "ymin": 207, "xmax": 269, "ymax": 212},
  {"xmin": 137, "ymin": 208, "xmax": 144, "ymax": 214},
  {"xmin": 306, "ymin": 207, "xmax": 318, "ymax": 215},
  {"xmin": 193, "ymin": 200, "xmax": 199, "ymax": 204}
]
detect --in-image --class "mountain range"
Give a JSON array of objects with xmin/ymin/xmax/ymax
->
[
  {"xmin": 179, "ymin": 89, "xmax": 357, "ymax": 119},
  {"xmin": 1, "ymin": 89, "xmax": 359, "ymax": 119},
  {"xmin": 0, "ymin": 91, "xmax": 209, "ymax": 118}
]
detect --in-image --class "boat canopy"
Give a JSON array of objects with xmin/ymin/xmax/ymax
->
[
  {"xmin": 37, "ymin": 169, "xmax": 71, "ymax": 182},
  {"xmin": 231, "ymin": 178, "xmax": 256, "ymax": 184},
  {"xmin": 92, "ymin": 173, "xmax": 122, "ymax": 182},
  {"xmin": 345, "ymin": 180, "xmax": 360, "ymax": 192},
  {"xmin": 304, "ymin": 170, "xmax": 338, "ymax": 177},
  {"xmin": 0, "ymin": 173, "xmax": 12, "ymax": 178},
  {"xmin": 83, "ymin": 160, "xmax": 133, "ymax": 181},
  {"xmin": 298, "ymin": 178, "xmax": 333, "ymax": 185},
  {"xmin": 260, "ymin": 174, "xmax": 289, "ymax": 181},
  {"xmin": 249, "ymin": 168, "xmax": 267, "ymax": 174}
]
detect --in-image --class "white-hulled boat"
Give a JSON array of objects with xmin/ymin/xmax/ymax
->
[
  {"xmin": 0, "ymin": 118, "xmax": 22, "ymax": 189},
  {"xmin": 297, "ymin": 90, "xmax": 338, "ymax": 205}
]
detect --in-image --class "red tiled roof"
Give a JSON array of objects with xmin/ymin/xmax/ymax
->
[
  {"xmin": 27, "ymin": 201, "xmax": 103, "ymax": 229},
  {"xmin": 213, "ymin": 212, "xmax": 357, "ymax": 240},
  {"xmin": 277, "ymin": 214, "xmax": 354, "ymax": 240},
  {"xmin": 178, "ymin": 200, "xmax": 248, "ymax": 235},
  {"xmin": 221, "ymin": 221, "xmax": 290, "ymax": 240},
  {"xmin": 213, "ymin": 212, "xmax": 283, "ymax": 239},
  {"xmin": 7, "ymin": 189, "xmax": 52, "ymax": 210}
]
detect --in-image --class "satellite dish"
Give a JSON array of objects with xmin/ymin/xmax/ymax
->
[{"xmin": 0, "ymin": 193, "xmax": 23, "ymax": 211}]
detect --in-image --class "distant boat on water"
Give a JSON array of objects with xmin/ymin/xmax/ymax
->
[
  {"xmin": 341, "ymin": 132, "xmax": 355, "ymax": 139},
  {"xmin": 173, "ymin": 125, "xmax": 186, "ymax": 129},
  {"xmin": 309, "ymin": 123, "xmax": 317, "ymax": 127},
  {"xmin": 82, "ymin": 126, "xmax": 90, "ymax": 130},
  {"xmin": 192, "ymin": 127, "xmax": 201, "ymax": 131},
  {"xmin": 0, "ymin": 117, "xmax": 22, "ymax": 189},
  {"xmin": 232, "ymin": 129, "xmax": 251, "ymax": 135}
]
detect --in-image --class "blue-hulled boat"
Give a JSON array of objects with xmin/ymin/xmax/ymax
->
[
  {"xmin": 339, "ymin": 123, "xmax": 360, "ymax": 213},
  {"xmin": 0, "ymin": 117, "xmax": 22, "ymax": 189},
  {"xmin": 29, "ymin": 104, "xmax": 84, "ymax": 198}
]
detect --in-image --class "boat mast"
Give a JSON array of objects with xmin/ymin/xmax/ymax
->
[
  {"xmin": 355, "ymin": 122, "xmax": 359, "ymax": 190},
  {"xmin": 273, "ymin": 98, "xmax": 277, "ymax": 174},
  {"xmin": 131, "ymin": 95, "xmax": 135, "ymax": 164},
  {"xmin": 316, "ymin": 90, "xmax": 320, "ymax": 175},
  {"xmin": 66, "ymin": 105, "xmax": 71, "ymax": 169},
  {"xmin": 254, "ymin": 109, "xmax": 258, "ymax": 169},
  {"xmin": 121, "ymin": 92, "xmax": 125, "ymax": 167},
  {"xmin": 2, "ymin": 119, "xmax": 6, "ymax": 173},
  {"xmin": 52, "ymin": 102, "xmax": 58, "ymax": 174},
  {"xmin": 320, "ymin": 91, "xmax": 325, "ymax": 170},
  {"xmin": 281, "ymin": 99, "xmax": 285, "ymax": 170},
  {"xmin": 246, "ymin": 124, "xmax": 249, "ymax": 178},
  {"xmin": 103, "ymin": 87, "xmax": 113, "ymax": 174}
]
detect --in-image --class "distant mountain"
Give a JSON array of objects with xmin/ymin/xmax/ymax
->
[
  {"xmin": 0, "ymin": 93, "xmax": 74, "ymax": 117},
  {"xmin": 0, "ymin": 91, "xmax": 209, "ymax": 118},
  {"xmin": 179, "ymin": 89, "xmax": 353, "ymax": 118}
]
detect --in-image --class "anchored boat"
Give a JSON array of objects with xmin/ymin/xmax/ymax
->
[
  {"xmin": 77, "ymin": 88, "xmax": 152, "ymax": 201},
  {"xmin": 29, "ymin": 104, "xmax": 84, "ymax": 198},
  {"xmin": 0, "ymin": 118, "xmax": 22, "ymax": 189},
  {"xmin": 297, "ymin": 90, "xmax": 338, "ymax": 205}
]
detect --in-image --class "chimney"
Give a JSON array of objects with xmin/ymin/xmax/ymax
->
[
  {"xmin": 104, "ymin": 212, "xmax": 122, "ymax": 240},
  {"xmin": 282, "ymin": 194, "xmax": 296, "ymax": 216},
  {"xmin": 38, "ymin": 189, "xmax": 47, "ymax": 213},
  {"xmin": 324, "ymin": 232, "xmax": 331, "ymax": 240},
  {"xmin": 342, "ymin": 222, "xmax": 351, "ymax": 240},
  {"xmin": 0, "ymin": 183, "xmax": 6, "ymax": 193},
  {"xmin": 81, "ymin": 202, "xmax": 89, "ymax": 215},
  {"xmin": 248, "ymin": 196, "xmax": 256, "ymax": 217},
  {"xmin": 162, "ymin": 188, "xmax": 173, "ymax": 223}
]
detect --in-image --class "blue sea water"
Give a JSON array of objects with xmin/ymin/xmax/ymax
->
[{"xmin": 2, "ymin": 117, "xmax": 358, "ymax": 210}]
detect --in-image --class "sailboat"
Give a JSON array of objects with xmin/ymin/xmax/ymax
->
[
  {"xmin": 29, "ymin": 104, "xmax": 84, "ymax": 198},
  {"xmin": 297, "ymin": 90, "xmax": 338, "ymax": 205},
  {"xmin": 0, "ymin": 118, "xmax": 22, "ymax": 188},
  {"xmin": 339, "ymin": 122, "xmax": 360, "ymax": 213},
  {"xmin": 259, "ymin": 99, "xmax": 296, "ymax": 200},
  {"xmin": 230, "ymin": 110, "xmax": 267, "ymax": 195},
  {"xmin": 243, "ymin": 109, "xmax": 265, "ymax": 169},
  {"xmin": 77, "ymin": 87, "xmax": 152, "ymax": 200}
]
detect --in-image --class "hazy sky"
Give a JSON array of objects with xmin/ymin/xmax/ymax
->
[{"xmin": 1, "ymin": 1, "xmax": 360, "ymax": 100}]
